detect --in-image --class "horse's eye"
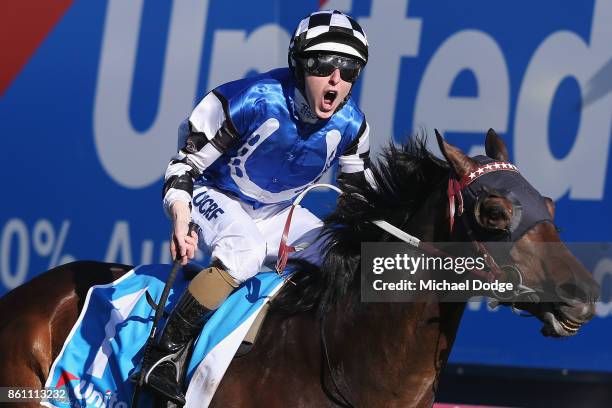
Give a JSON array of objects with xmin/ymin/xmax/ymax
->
[
  {"xmin": 478, "ymin": 203, "xmax": 511, "ymax": 230},
  {"xmin": 487, "ymin": 207, "xmax": 506, "ymax": 220}
]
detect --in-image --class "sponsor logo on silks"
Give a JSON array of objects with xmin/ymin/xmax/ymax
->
[
  {"xmin": 52, "ymin": 370, "xmax": 128, "ymax": 408},
  {"xmin": 54, "ymin": 369, "xmax": 80, "ymax": 388},
  {"xmin": 193, "ymin": 191, "xmax": 225, "ymax": 221}
]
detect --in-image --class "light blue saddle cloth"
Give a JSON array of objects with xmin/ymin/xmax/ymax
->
[{"xmin": 43, "ymin": 264, "xmax": 286, "ymax": 408}]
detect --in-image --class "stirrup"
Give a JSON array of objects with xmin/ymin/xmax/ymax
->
[
  {"xmin": 138, "ymin": 351, "xmax": 188, "ymax": 406},
  {"xmin": 144, "ymin": 351, "xmax": 182, "ymax": 385},
  {"xmin": 133, "ymin": 291, "xmax": 209, "ymax": 405},
  {"xmin": 129, "ymin": 347, "xmax": 181, "ymax": 387}
]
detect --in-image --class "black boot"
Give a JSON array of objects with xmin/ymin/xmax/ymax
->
[{"xmin": 141, "ymin": 290, "xmax": 210, "ymax": 406}]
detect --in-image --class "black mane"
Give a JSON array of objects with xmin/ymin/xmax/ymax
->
[{"xmin": 271, "ymin": 136, "xmax": 449, "ymax": 317}]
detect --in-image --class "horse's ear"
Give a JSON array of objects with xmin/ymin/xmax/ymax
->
[
  {"xmin": 544, "ymin": 197, "xmax": 556, "ymax": 219},
  {"xmin": 435, "ymin": 129, "xmax": 478, "ymax": 177},
  {"xmin": 485, "ymin": 128, "xmax": 509, "ymax": 161}
]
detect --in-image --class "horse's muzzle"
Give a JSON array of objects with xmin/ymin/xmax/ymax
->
[{"xmin": 527, "ymin": 271, "xmax": 599, "ymax": 337}]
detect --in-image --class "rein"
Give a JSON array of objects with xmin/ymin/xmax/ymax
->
[
  {"xmin": 275, "ymin": 183, "xmax": 343, "ymax": 276},
  {"xmin": 273, "ymin": 165, "xmax": 540, "ymax": 406},
  {"xmin": 274, "ymin": 174, "xmax": 536, "ymax": 303}
]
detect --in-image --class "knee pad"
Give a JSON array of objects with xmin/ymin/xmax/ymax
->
[{"xmin": 187, "ymin": 266, "xmax": 239, "ymax": 310}]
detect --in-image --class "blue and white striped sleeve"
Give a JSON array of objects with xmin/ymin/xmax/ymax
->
[
  {"xmin": 337, "ymin": 119, "xmax": 376, "ymax": 191},
  {"xmin": 162, "ymin": 90, "xmax": 240, "ymax": 215}
]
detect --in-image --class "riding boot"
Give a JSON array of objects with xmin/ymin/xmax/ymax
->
[{"xmin": 141, "ymin": 289, "xmax": 210, "ymax": 406}]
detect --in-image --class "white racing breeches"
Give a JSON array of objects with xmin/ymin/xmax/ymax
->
[{"xmin": 190, "ymin": 185, "xmax": 324, "ymax": 283}]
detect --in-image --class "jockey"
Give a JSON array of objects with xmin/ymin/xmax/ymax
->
[{"xmin": 142, "ymin": 10, "xmax": 374, "ymax": 405}]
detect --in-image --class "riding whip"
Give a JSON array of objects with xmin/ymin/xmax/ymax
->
[{"xmin": 131, "ymin": 222, "xmax": 199, "ymax": 408}]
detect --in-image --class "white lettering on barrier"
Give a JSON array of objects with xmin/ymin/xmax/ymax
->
[
  {"xmin": 414, "ymin": 30, "xmax": 510, "ymax": 158},
  {"xmin": 324, "ymin": 0, "xmax": 352, "ymax": 12},
  {"xmin": 94, "ymin": 0, "xmax": 209, "ymax": 188},
  {"xmin": 140, "ymin": 239, "xmax": 154, "ymax": 265},
  {"xmin": 103, "ymin": 221, "xmax": 206, "ymax": 266},
  {"xmin": 515, "ymin": 0, "xmax": 612, "ymax": 200},
  {"xmin": 207, "ymin": 24, "xmax": 290, "ymax": 89},
  {"xmin": 91, "ymin": 0, "xmax": 611, "ymax": 207},
  {"xmin": 105, "ymin": 221, "xmax": 133, "ymax": 265},
  {"xmin": 593, "ymin": 257, "xmax": 612, "ymax": 318},
  {"xmin": 359, "ymin": 0, "xmax": 422, "ymax": 157},
  {"xmin": 0, "ymin": 219, "xmax": 29, "ymax": 289}
]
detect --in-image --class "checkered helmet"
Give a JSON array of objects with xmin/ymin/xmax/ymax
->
[{"xmin": 288, "ymin": 10, "xmax": 369, "ymax": 70}]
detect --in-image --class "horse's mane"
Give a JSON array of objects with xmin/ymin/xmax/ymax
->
[{"xmin": 272, "ymin": 136, "xmax": 449, "ymax": 317}]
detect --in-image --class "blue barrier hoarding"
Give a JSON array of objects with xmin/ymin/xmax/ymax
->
[{"xmin": 1, "ymin": 0, "xmax": 611, "ymax": 373}]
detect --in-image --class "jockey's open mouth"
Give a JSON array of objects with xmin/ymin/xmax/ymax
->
[{"xmin": 322, "ymin": 90, "xmax": 338, "ymax": 109}]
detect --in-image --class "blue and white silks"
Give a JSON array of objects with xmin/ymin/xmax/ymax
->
[
  {"xmin": 188, "ymin": 68, "xmax": 368, "ymax": 208},
  {"xmin": 43, "ymin": 265, "xmax": 286, "ymax": 408}
]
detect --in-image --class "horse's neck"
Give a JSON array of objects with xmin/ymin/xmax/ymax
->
[
  {"xmin": 333, "ymin": 182, "xmax": 466, "ymax": 406},
  {"xmin": 405, "ymin": 184, "xmax": 451, "ymax": 243}
]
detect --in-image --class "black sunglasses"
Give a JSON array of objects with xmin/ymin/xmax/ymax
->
[{"xmin": 298, "ymin": 54, "xmax": 363, "ymax": 83}]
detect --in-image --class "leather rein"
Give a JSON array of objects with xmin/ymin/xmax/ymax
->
[
  {"xmin": 273, "ymin": 163, "xmax": 542, "ymax": 407},
  {"xmin": 276, "ymin": 163, "xmax": 540, "ymax": 304}
]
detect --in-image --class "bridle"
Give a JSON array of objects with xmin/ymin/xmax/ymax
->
[
  {"xmin": 445, "ymin": 161, "xmax": 541, "ymax": 304},
  {"xmin": 369, "ymin": 161, "xmax": 543, "ymax": 305},
  {"xmin": 275, "ymin": 164, "xmax": 547, "ymax": 302},
  {"xmin": 273, "ymin": 162, "xmax": 551, "ymax": 407}
]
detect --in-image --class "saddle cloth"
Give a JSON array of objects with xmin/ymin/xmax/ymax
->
[{"xmin": 42, "ymin": 264, "xmax": 286, "ymax": 408}]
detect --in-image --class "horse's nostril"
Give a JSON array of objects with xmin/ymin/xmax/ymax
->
[{"xmin": 556, "ymin": 282, "xmax": 590, "ymax": 304}]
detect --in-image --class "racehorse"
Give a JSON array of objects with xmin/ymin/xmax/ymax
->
[{"xmin": 0, "ymin": 130, "xmax": 599, "ymax": 407}]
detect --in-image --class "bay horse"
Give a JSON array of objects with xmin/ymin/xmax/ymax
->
[{"xmin": 0, "ymin": 131, "xmax": 599, "ymax": 407}]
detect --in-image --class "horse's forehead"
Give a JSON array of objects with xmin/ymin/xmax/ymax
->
[{"xmin": 465, "ymin": 156, "xmax": 553, "ymax": 240}]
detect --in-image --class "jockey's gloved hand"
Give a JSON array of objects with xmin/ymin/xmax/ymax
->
[
  {"xmin": 170, "ymin": 201, "xmax": 198, "ymax": 265},
  {"xmin": 336, "ymin": 188, "xmax": 373, "ymax": 224}
]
